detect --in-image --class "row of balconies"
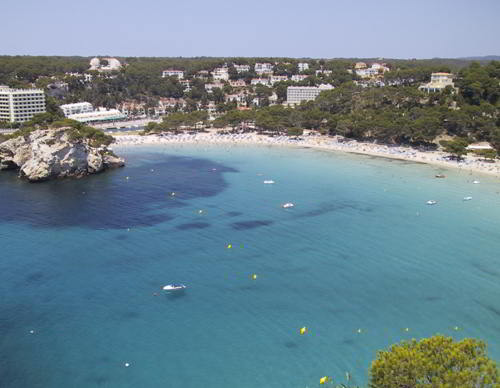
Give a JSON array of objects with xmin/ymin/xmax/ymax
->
[{"xmin": 12, "ymin": 102, "xmax": 45, "ymax": 106}]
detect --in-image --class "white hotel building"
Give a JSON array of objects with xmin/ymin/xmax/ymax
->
[
  {"xmin": 60, "ymin": 102, "xmax": 93, "ymax": 117},
  {"xmin": 67, "ymin": 107, "xmax": 126, "ymax": 123},
  {"xmin": 0, "ymin": 86, "xmax": 46, "ymax": 123},
  {"xmin": 286, "ymin": 84, "xmax": 334, "ymax": 105}
]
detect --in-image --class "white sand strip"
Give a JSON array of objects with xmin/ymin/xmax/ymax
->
[{"xmin": 111, "ymin": 130, "xmax": 500, "ymax": 178}]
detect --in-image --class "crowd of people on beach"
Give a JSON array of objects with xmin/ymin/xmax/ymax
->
[{"xmin": 112, "ymin": 131, "xmax": 500, "ymax": 177}]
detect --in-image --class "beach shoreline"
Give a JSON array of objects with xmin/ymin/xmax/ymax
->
[{"xmin": 111, "ymin": 130, "xmax": 500, "ymax": 178}]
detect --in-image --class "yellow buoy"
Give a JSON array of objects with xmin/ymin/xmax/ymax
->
[
  {"xmin": 299, "ymin": 327, "xmax": 308, "ymax": 335},
  {"xmin": 319, "ymin": 376, "xmax": 330, "ymax": 384},
  {"xmin": 404, "ymin": 327, "xmax": 410, "ymax": 332},
  {"xmin": 251, "ymin": 274, "xmax": 258, "ymax": 280},
  {"xmin": 227, "ymin": 244, "xmax": 232, "ymax": 249}
]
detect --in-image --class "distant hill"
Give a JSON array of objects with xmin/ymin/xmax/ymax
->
[{"xmin": 458, "ymin": 55, "xmax": 500, "ymax": 61}]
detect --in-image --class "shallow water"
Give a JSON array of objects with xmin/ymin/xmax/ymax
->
[{"xmin": 1, "ymin": 144, "xmax": 499, "ymax": 387}]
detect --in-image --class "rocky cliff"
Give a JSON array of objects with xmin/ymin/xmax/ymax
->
[{"xmin": 0, "ymin": 128, "xmax": 124, "ymax": 182}]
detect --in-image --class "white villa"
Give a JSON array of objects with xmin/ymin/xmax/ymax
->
[
  {"xmin": 229, "ymin": 80, "xmax": 247, "ymax": 88},
  {"xmin": 419, "ymin": 73, "xmax": 455, "ymax": 92},
  {"xmin": 251, "ymin": 78, "xmax": 269, "ymax": 86},
  {"xmin": 298, "ymin": 62, "xmax": 309, "ymax": 72},
  {"xmin": 233, "ymin": 64, "xmax": 250, "ymax": 73},
  {"xmin": 255, "ymin": 63, "xmax": 274, "ymax": 75},
  {"xmin": 162, "ymin": 69, "xmax": 184, "ymax": 80},
  {"xmin": 291, "ymin": 74, "xmax": 309, "ymax": 82},
  {"xmin": 355, "ymin": 63, "xmax": 389, "ymax": 78},
  {"xmin": 205, "ymin": 82, "xmax": 224, "ymax": 92},
  {"xmin": 270, "ymin": 75, "xmax": 289, "ymax": 85},
  {"xmin": 212, "ymin": 67, "xmax": 229, "ymax": 81}
]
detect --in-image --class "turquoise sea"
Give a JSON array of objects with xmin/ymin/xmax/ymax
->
[{"xmin": 1, "ymin": 144, "xmax": 500, "ymax": 387}]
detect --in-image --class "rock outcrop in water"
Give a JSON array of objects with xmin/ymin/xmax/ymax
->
[{"xmin": 0, "ymin": 127, "xmax": 124, "ymax": 182}]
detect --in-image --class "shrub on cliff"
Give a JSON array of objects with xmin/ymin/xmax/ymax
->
[{"xmin": 370, "ymin": 335, "xmax": 499, "ymax": 388}]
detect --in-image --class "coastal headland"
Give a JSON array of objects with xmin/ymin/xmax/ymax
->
[{"xmin": 0, "ymin": 127, "xmax": 124, "ymax": 181}]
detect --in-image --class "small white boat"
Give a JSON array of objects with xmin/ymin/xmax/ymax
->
[
  {"xmin": 263, "ymin": 180, "xmax": 275, "ymax": 184},
  {"xmin": 463, "ymin": 196, "xmax": 472, "ymax": 201},
  {"xmin": 162, "ymin": 284, "xmax": 186, "ymax": 291},
  {"xmin": 473, "ymin": 180, "xmax": 480, "ymax": 184},
  {"xmin": 426, "ymin": 200, "xmax": 437, "ymax": 205},
  {"xmin": 282, "ymin": 202, "xmax": 295, "ymax": 208}
]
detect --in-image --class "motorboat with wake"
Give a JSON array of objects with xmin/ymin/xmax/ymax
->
[
  {"xmin": 163, "ymin": 284, "xmax": 187, "ymax": 291},
  {"xmin": 282, "ymin": 202, "xmax": 295, "ymax": 208},
  {"xmin": 426, "ymin": 200, "xmax": 437, "ymax": 205}
]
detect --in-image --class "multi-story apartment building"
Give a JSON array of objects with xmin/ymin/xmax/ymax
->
[
  {"xmin": 162, "ymin": 69, "xmax": 184, "ymax": 79},
  {"xmin": 0, "ymin": 86, "xmax": 46, "ymax": 123},
  {"xmin": 255, "ymin": 63, "xmax": 274, "ymax": 75},
  {"xmin": 286, "ymin": 84, "xmax": 334, "ymax": 105},
  {"xmin": 60, "ymin": 102, "xmax": 93, "ymax": 117}
]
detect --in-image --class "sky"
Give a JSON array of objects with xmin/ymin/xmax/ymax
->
[{"xmin": 1, "ymin": 0, "xmax": 499, "ymax": 59}]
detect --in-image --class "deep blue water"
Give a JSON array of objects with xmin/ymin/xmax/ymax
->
[{"xmin": 1, "ymin": 144, "xmax": 500, "ymax": 388}]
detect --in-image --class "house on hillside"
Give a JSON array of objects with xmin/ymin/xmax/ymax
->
[
  {"xmin": 419, "ymin": 73, "xmax": 455, "ymax": 92},
  {"xmin": 255, "ymin": 63, "xmax": 274, "ymax": 75},
  {"xmin": 162, "ymin": 69, "xmax": 184, "ymax": 80}
]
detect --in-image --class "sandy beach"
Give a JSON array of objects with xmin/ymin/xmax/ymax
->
[{"xmin": 112, "ymin": 129, "xmax": 500, "ymax": 178}]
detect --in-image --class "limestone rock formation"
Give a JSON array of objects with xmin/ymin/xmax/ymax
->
[{"xmin": 0, "ymin": 128, "xmax": 124, "ymax": 182}]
